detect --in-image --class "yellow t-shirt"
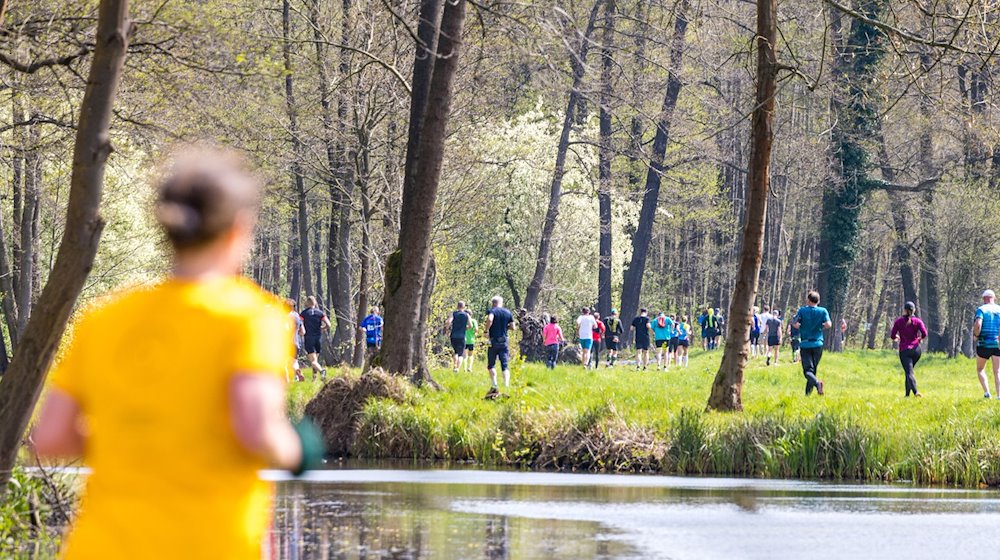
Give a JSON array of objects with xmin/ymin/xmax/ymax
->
[{"xmin": 50, "ymin": 276, "xmax": 290, "ymax": 560}]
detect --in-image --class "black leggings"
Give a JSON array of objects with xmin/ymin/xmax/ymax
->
[
  {"xmin": 899, "ymin": 348, "xmax": 921, "ymax": 396},
  {"xmin": 800, "ymin": 347, "xmax": 823, "ymax": 395}
]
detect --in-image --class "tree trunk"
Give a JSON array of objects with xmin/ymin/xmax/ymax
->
[
  {"xmin": 619, "ymin": 0, "xmax": 689, "ymax": 336},
  {"xmin": 915, "ymin": 46, "xmax": 944, "ymax": 352},
  {"xmin": 817, "ymin": 0, "xmax": 888, "ymax": 348},
  {"xmin": 381, "ymin": 0, "xmax": 465, "ymax": 379},
  {"xmin": 15, "ymin": 136, "xmax": 39, "ymax": 338},
  {"xmin": 282, "ymin": 0, "xmax": 313, "ymax": 301},
  {"xmin": 0, "ymin": 184, "xmax": 18, "ymax": 350},
  {"xmin": 353, "ymin": 127, "xmax": 373, "ymax": 368},
  {"xmin": 0, "ymin": 0, "xmax": 130, "ymax": 493},
  {"xmin": 523, "ymin": 0, "xmax": 603, "ymax": 311},
  {"xmin": 596, "ymin": 0, "xmax": 616, "ymax": 318},
  {"xmin": 876, "ymin": 130, "xmax": 918, "ymax": 305},
  {"xmin": 328, "ymin": 0, "xmax": 356, "ymax": 361},
  {"xmin": 866, "ymin": 269, "xmax": 888, "ymax": 350},
  {"xmin": 706, "ymin": 0, "xmax": 775, "ymax": 412}
]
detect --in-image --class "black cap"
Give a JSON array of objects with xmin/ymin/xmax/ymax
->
[{"xmin": 904, "ymin": 301, "xmax": 916, "ymax": 312}]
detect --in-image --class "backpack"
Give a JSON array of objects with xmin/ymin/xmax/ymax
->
[{"xmin": 657, "ymin": 316, "xmax": 666, "ymax": 328}]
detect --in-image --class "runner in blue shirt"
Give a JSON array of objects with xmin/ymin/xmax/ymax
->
[
  {"xmin": 973, "ymin": 289, "xmax": 1000, "ymax": 398},
  {"xmin": 792, "ymin": 291, "xmax": 831, "ymax": 396},
  {"xmin": 652, "ymin": 312, "xmax": 674, "ymax": 370},
  {"xmin": 358, "ymin": 306, "xmax": 384, "ymax": 369},
  {"xmin": 675, "ymin": 316, "xmax": 690, "ymax": 367}
]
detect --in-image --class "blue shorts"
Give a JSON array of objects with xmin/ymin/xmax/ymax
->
[{"xmin": 580, "ymin": 338, "xmax": 593, "ymax": 350}]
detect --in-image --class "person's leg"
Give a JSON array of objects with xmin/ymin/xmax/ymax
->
[
  {"xmin": 501, "ymin": 349, "xmax": 511, "ymax": 387},
  {"xmin": 976, "ymin": 354, "xmax": 990, "ymax": 395},
  {"xmin": 487, "ymin": 348, "xmax": 499, "ymax": 389},
  {"xmin": 909, "ymin": 349, "xmax": 921, "ymax": 396},
  {"xmin": 899, "ymin": 350, "xmax": 912, "ymax": 396},
  {"xmin": 801, "ymin": 348, "xmax": 820, "ymax": 395},
  {"xmin": 992, "ymin": 355, "xmax": 1000, "ymax": 397},
  {"xmin": 593, "ymin": 340, "xmax": 602, "ymax": 369}
]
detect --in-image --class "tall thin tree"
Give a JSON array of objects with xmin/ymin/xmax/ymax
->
[
  {"xmin": 0, "ymin": 0, "xmax": 132, "ymax": 491},
  {"xmin": 706, "ymin": 0, "xmax": 778, "ymax": 412}
]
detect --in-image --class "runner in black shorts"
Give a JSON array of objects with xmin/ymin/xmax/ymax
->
[
  {"xmin": 668, "ymin": 314, "xmax": 679, "ymax": 354},
  {"xmin": 484, "ymin": 296, "xmax": 514, "ymax": 398},
  {"xmin": 447, "ymin": 301, "xmax": 471, "ymax": 372},
  {"xmin": 604, "ymin": 310, "xmax": 623, "ymax": 366},
  {"xmin": 632, "ymin": 309, "xmax": 652, "ymax": 370},
  {"xmin": 300, "ymin": 296, "xmax": 331, "ymax": 380}
]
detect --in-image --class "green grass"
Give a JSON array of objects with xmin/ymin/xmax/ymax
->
[{"xmin": 289, "ymin": 350, "xmax": 1000, "ymax": 487}]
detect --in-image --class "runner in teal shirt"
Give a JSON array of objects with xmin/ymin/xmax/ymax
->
[
  {"xmin": 792, "ymin": 291, "xmax": 831, "ymax": 396},
  {"xmin": 652, "ymin": 312, "xmax": 674, "ymax": 370}
]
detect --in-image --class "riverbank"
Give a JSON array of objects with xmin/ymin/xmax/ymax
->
[{"xmin": 289, "ymin": 350, "xmax": 1000, "ymax": 487}]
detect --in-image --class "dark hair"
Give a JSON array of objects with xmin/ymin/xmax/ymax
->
[
  {"xmin": 550, "ymin": 315, "xmax": 558, "ymax": 324},
  {"xmin": 904, "ymin": 301, "xmax": 915, "ymax": 324},
  {"xmin": 155, "ymin": 148, "xmax": 261, "ymax": 251},
  {"xmin": 807, "ymin": 291, "xmax": 820, "ymax": 304},
  {"xmin": 640, "ymin": 308, "xmax": 647, "ymax": 314},
  {"xmin": 582, "ymin": 307, "xmax": 590, "ymax": 314}
]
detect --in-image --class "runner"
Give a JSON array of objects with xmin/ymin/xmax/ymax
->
[
  {"xmin": 766, "ymin": 309, "xmax": 783, "ymax": 366},
  {"xmin": 973, "ymin": 289, "xmax": 1000, "ymax": 399},
  {"xmin": 632, "ymin": 308, "xmax": 652, "ymax": 370},
  {"xmin": 446, "ymin": 300, "xmax": 470, "ymax": 372},
  {"xmin": 576, "ymin": 307, "xmax": 598, "ymax": 370},
  {"xmin": 698, "ymin": 308, "xmax": 709, "ymax": 350},
  {"xmin": 287, "ymin": 298, "xmax": 305, "ymax": 382},
  {"xmin": 300, "ymin": 296, "xmax": 331, "ymax": 380},
  {"xmin": 676, "ymin": 315, "xmax": 690, "ymax": 366},
  {"xmin": 890, "ymin": 301, "xmax": 927, "ymax": 397},
  {"xmin": 590, "ymin": 311, "xmax": 606, "ymax": 369},
  {"xmin": 604, "ymin": 309, "xmax": 624, "ymax": 367},
  {"xmin": 485, "ymin": 295, "xmax": 515, "ymax": 397},
  {"xmin": 714, "ymin": 308, "xmax": 726, "ymax": 348},
  {"xmin": 704, "ymin": 308, "xmax": 722, "ymax": 350},
  {"xmin": 464, "ymin": 308, "xmax": 478, "ymax": 373},
  {"xmin": 758, "ymin": 305, "xmax": 772, "ymax": 356},
  {"xmin": 792, "ymin": 291, "xmax": 831, "ymax": 396},
  {"xmin": 787, "ymin": 319, "xmax": 801, "ymax": 363},
  {"xmin": 358, "ymin": 306, "xmax": 384, "ymax": 365},
  {"xmin": 652, "ymin": 311, "xmax": 674, "ymax": 370},
  {"xmin": 543, "ymin": 315, "xmax": 565, "ymax": 369},
  {"xmin": 31, "ymin": 149, "xmax": 323, "ymax": 559},
  {"xmin": 667, "ymin": 313, "xmax": 680, "ymax": 363},
  {"xmin": 749, "ymin": 306, "xmax": 761, "ymax": 358}
]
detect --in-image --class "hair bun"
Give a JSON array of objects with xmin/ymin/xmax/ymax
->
[{"xmin": 155, "ymin": 201, "xmax": 202, "ymax": 242}]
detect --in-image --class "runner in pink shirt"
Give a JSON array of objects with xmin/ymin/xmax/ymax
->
[
  {"xmin": 543, "ymin": 316, "xmax": 565, "ymax": 369},
  {"xmin": 889, "ymin": 301, "xmax": 928, "ymax": 397}
]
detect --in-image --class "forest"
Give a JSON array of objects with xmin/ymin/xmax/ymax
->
[{"xmin": 0, "ymin": 0, "xmax": 998, "ymax": 372}]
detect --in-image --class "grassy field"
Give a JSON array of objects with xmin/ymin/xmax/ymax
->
[{"xmin": 289, "ymin": 349, "xmax": 1000, "ymax": 487}]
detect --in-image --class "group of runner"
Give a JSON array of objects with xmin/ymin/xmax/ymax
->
[{"xmin": 749, "ymin": 305, "xmax": 800, "ymax": 366}]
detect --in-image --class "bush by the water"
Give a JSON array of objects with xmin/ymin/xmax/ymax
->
[
  {"xmin": 1, "ymin": 466, "xmax": 74, "ymax": 557},
  {"xmin": 289, "ymin": 350, "xmax": 1000, "ymax": 487}
]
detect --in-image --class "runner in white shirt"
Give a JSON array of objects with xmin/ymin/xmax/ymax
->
[{"xmin": 576, "ymin": 307, "xmax": 598, "ymax": 370}]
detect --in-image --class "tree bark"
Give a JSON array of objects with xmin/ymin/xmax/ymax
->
[
  {"xmin": 353, "ymin": 126, "xmax": 373, "ymax": 368},
  {"xmin": 378, "ymin": 0, "xmax": 442, "ymax": 375},
  {"xmin": 381, "ymin": 0, "xmax": 465, "ymax": 379},
  {"xmin": 282, "ymin": 0, "xmax": 313, "ymax": 301},
  {"xmin": 0, "ymin": 0, "xmax": 130, "ymax": 492},
  {"xmin": 706, "ymin": 0, "xmax": 776, "ymax": 412},
  {"xmin": 876, "ymin": 130, "xmax": 918, "ymax": 305},
  {"xmin": 523, "ymin": 0, "xmax": 603, "ymax": 311},
  {"xmin": 15, "ymin": 133, "xmax": 39, "ymax": 338},
  {"xmin": 596, "ymin": 0, "xmax": 616, "ymax": 318},
  {"xmin": 619, "ymin": 0, "xmax": 689, "ymax": 336},
  {"xmin": 817, "ymin": 0, "xmax": 888, "ymax": 349},
  {"xmin": 328, "ymin": 0, "xmax": 356, "ymax": 360}
]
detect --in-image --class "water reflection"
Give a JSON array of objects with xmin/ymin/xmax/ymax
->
[{"xmin": 270, "ymin": 470, "xmax": 1000, "ymax": 560}]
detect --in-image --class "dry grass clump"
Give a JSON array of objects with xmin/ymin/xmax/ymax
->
[
  {"xmin": 303, "ymin": 368, "xmax": 409, "ymax": 456},
  {"xmin": 535, "ymin": 403, "xmax": 665, "ymax": 472}
]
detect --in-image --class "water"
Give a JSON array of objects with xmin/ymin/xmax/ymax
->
[{"xmin": 269, "ymin": 469, "xmax": 1000, "ymax": 559}]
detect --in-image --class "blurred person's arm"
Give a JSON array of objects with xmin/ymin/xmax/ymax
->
[
  {"xmin": 229, "ymin": 374, "xmax": 301, "ymax": 470},
  {"xmin": 31, "ymin": 390, "xmax": 85, "ymax": 458}
]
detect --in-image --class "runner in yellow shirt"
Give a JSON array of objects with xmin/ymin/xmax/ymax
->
[{"xmin": 31, "ymin": 148, "xmax": 323, "ymax": 560}]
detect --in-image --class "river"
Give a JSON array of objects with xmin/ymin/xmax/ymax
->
[{"xmin": 268, "ymin": 468, "xmax": 1000, "ymax": 559}]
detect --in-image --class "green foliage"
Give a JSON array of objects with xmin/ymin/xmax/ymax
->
[{"xmin": 0, "ymin": 466, "xmax": 73, "ymax": 558}]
